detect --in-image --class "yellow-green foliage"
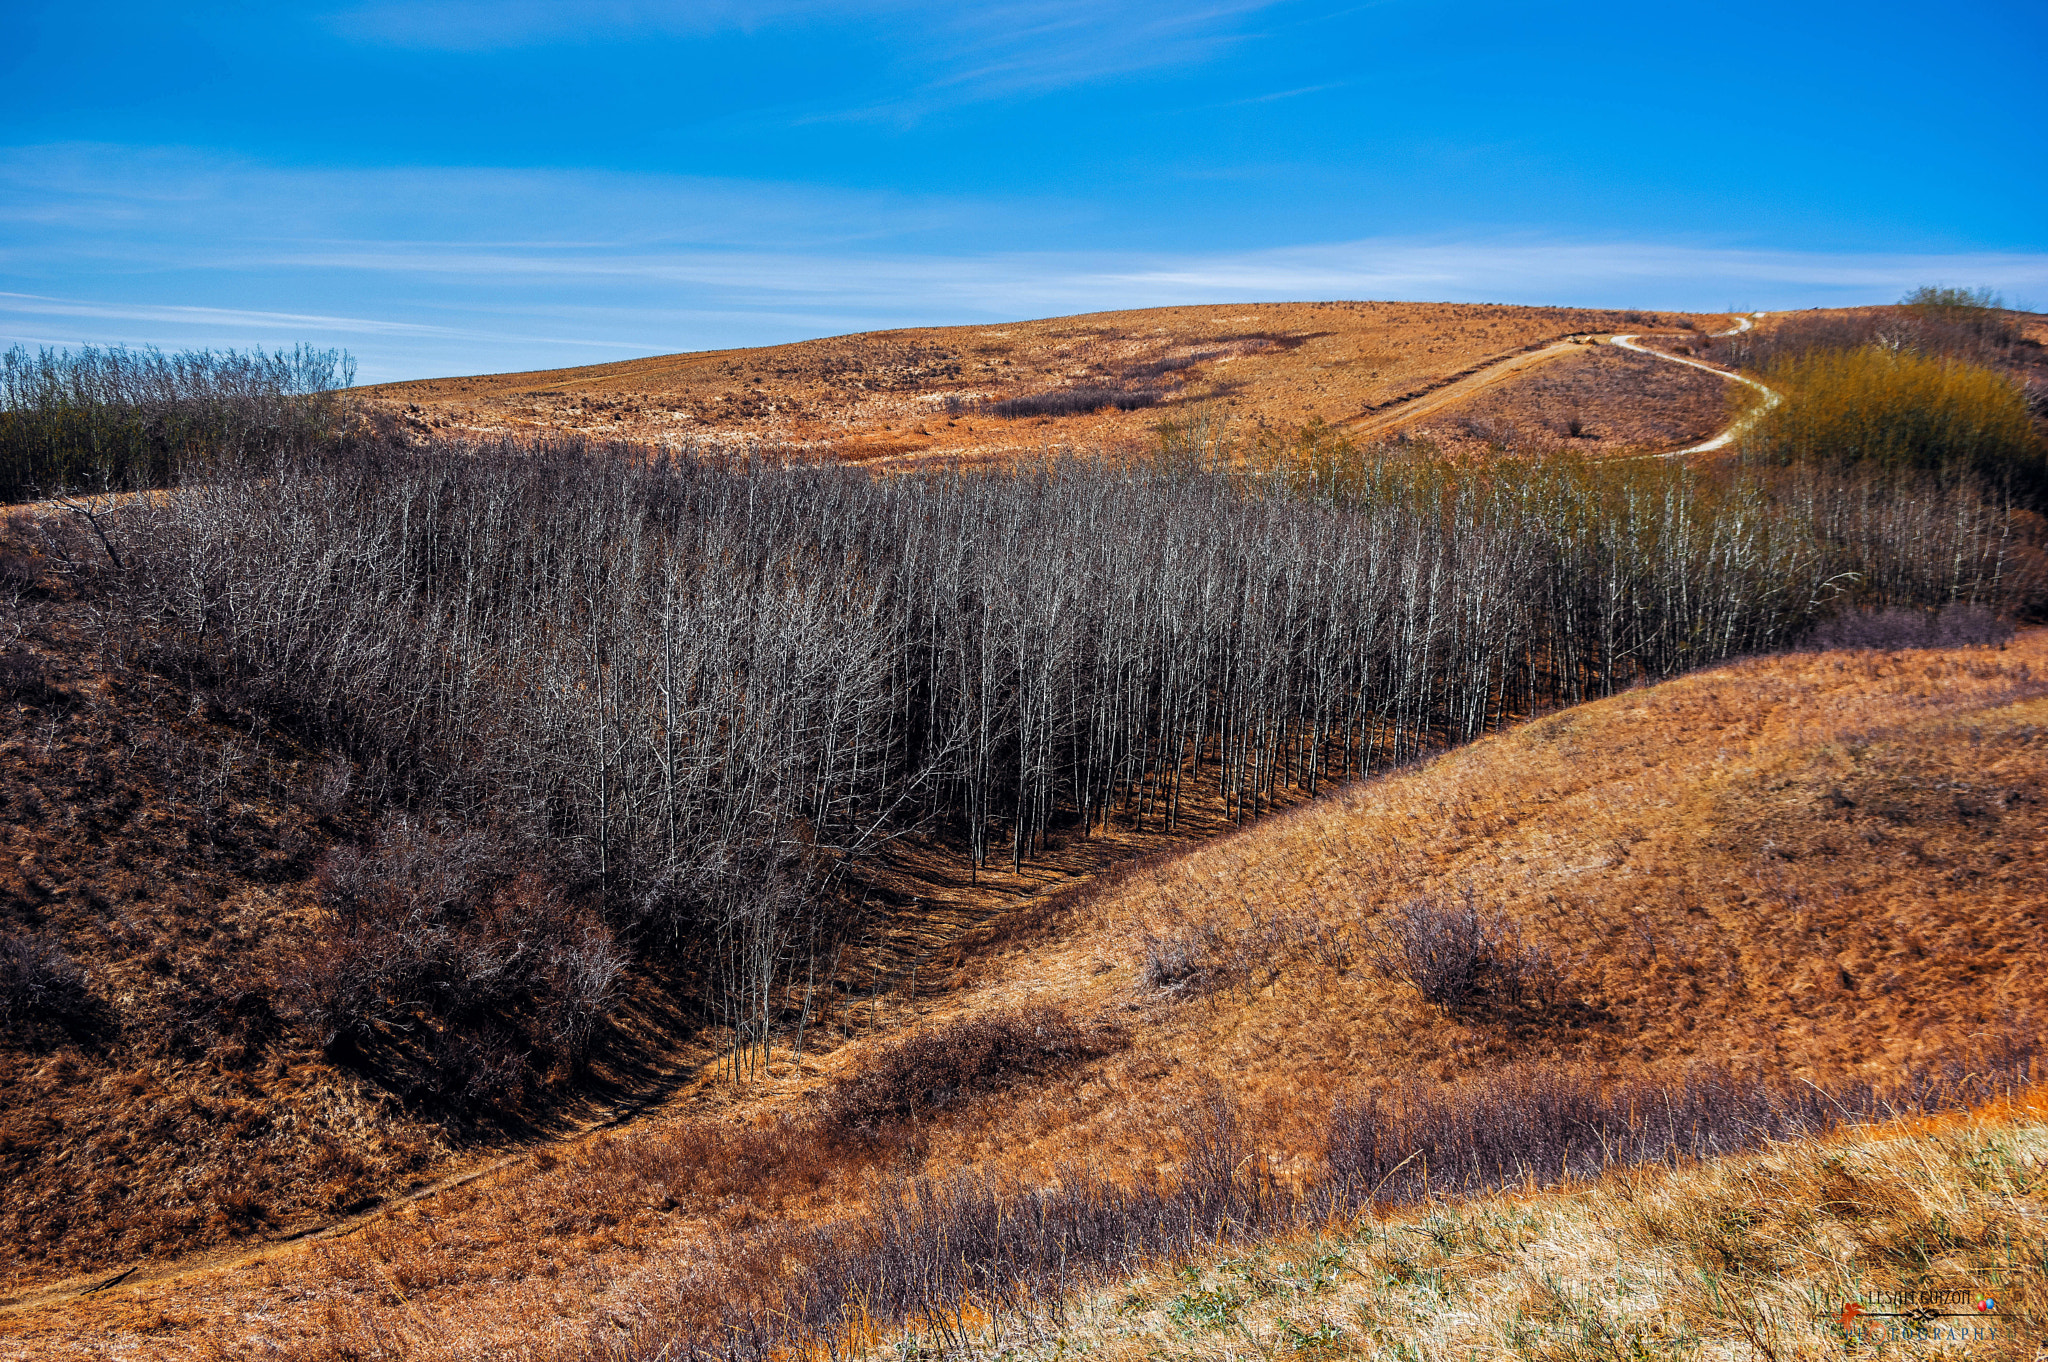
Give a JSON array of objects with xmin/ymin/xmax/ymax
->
[{"xmin": 1746, "ymin": 344, "xmax": 2042, "ymax": 486}]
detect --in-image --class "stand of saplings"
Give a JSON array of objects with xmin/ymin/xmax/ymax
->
[
  {"xmin": 92, "ymin": 427, "xmax": 2028, "ymax": 1081},
  {"xmin": 0, "ymin": 343, "xmax": 352, "ymax": 502}
]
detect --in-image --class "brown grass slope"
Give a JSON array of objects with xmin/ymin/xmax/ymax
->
[
  {"xmin": 9, "ymin": 631, "xmax": 2043, "ymax": 1359},
  {"xmin": 362, "ymin": 302, "xmax": 1726, "ymax": 465},
  {"xmin": 907, "ymin": 630, "xmax": 2048, "ymax": 1180},
  {"xmin": 0, "ymin": 545, "xmax": 458, "ymax": 1296}
]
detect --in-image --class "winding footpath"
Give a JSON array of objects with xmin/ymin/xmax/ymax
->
[
  {"xmin": 1611, "ymin": 312, "xmax": 1781, "ymax": 456},
  {"xmin": 1337, "ymin": 311, "xmax": 1782, "ymax": 457}
]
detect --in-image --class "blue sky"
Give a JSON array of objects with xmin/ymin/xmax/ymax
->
[{"xmin": 2, "ymin": 1, "xmax": 2043, "ymax": 383}]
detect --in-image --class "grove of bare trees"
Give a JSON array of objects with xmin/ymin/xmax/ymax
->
[{"xmin": 96, "ymin": 433, "xmax": 2031, "ymax": 1060}]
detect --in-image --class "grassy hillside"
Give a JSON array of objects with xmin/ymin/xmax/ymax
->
[
  {"xmin": 1013, "ymin": 1096, "xmax": 2048, "ymax": 1362},
  {"xmin": 9, "ymin": 631, "xmax": 2042, "ymax": 1359},
  {"xmin": 359, "ymin": 301, "xmax": 1725, "ymax": 466}
]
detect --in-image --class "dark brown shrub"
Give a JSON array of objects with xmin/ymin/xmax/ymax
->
[
  {"xmin": 1139, "ymin": 921, "xmax": 1229, "ymax": 993},
  {"xmin": 315, "ymin": 816, "xmax": 506, "ymax": 930},
  {"xmin": 824, "ymin": 1005, "xmax": 1124, "ymax": 1138},
  {"xmin": 1365, "ymin": 888, "xmax": 1558, "ymax": 1010},
  {"xmin": 0, "ymin": 549, "xmax": 38, "ymax": 592},
  {"xmin": 1805, "ymin": 602, "xmax": 2014, "ymax": 651},
  {"xmin": 0, "ymin": 651, "xmax": 53, "ymax": 701},
  {"xmin": 0, "ymin": 930, "xmax": 91, "ymax": 1041},
  {"xmin": 288, "ymin": 818, "xmax": 627, "ymax": 1100},
  {"xmin": 535, "ymin": 926, "xmax": 629, "ymax": 1065},
  {"xmin": 988, "ymin": 387, "xmax": 1163, "ymax": 418},
  {"xmin": 431, "ymin": 1022, "xmax": 532, "ymax": 1108}
]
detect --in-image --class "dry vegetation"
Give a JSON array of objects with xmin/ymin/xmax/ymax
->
[
  {"xmin": 7, "ymin": 298, "xmax": 2048, "ymax": 1361},
  {"xmin": 1423, "ymin": 343, "xmax": 1736, "ymax": 458},
  {"xmin": 359, "ymin": 303, "xmax": 1723, "ymax": 467},
  {"xmin": 1642, "ymin": 301, "xmax": 2048, "ymax": 446},
  {"xmin": 0, "ymin": 549, "xmax": 452, "ymax": 1289},
  {"xmin": 1020, "ymin": 1095, "xmax": 2048, "ymax": 1362},
  {"xmin": 0, "ymin": 505, "xmax": 1274, "ymax": 1303},
  {"xmin": 8, "ymin": 630, "xmax": 2043, "ymax": 1360}
]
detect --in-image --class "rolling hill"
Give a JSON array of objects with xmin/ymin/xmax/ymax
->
[
  {"xmin": 6, "ymin": 628, "xmax": 2041, "ymax": 1359},
  {"xmin": 360, "ymin": 301, "xmax": 1735, "ymax": 464}
]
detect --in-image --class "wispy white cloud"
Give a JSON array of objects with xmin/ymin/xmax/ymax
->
[
  {"xmin": 0, "ymin": 144, "xmax": 993, "ymax": 257},
  {"xmin": 325, "ymin": 0, "xmax": 1285, "ymax": 109},
  {"xmin": 246, "ymin": 237, "xmax": 2048, "ymax": 315},
  {"xmin": 0, "ymin": 291, "xmax": 660, "ymax": 349},
  {"xmin": 1215, "ymin": 81, "xmax": 1346, "ymax": 106},
  {"xmin": 8, "ymin": 143, "xmax": 2045, "ymax": 382},
  {"xmin": 325, "ymin": 0, "xmax": 879, "ymax": 51}
]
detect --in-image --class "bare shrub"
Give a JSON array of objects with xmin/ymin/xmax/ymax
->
[
  {"xmin": 0, "ymin": 930, "xmax": 90, "ymax": 1040},
  {"xmin": 1805, "ymin": 602, "xmax": 2015, "ymax": 651},
  {"xmin": 1139, "ymin": 920, "xmax": 1230, "ymax": 993},
  {"xmin": 537, "ymin": 926, "xmax": 630, "ymax": 1065},
  {"xmin": 286, "ymin": 817, "xmax": 625, "ymax": 1101},
  {"xmin": 308, "ymin": 754, "xmax": 354, "ymax": 816},
  {"xmin": 824, "ymin": 1005, "xmax": 1125, "ymax": 1139},
  {"xmin": 988, "ymin": 387, "xmax": 1164, "ymax": 419},
  {"xmin": 1707, "ymin": 296, "xmax": 2022, "ymax": 373},
  {"xmin": 0, "ymin": 651, "xmax": 52, "ymax": 701},
  {"xmin": 315, "ymin": 816, "xmax": 505, "ymax": 929},
  {"xmin": 0, "ymin": 548, "xmax": 41, "ymax": 600},
  {"xmin": 431, "ymin": 1022, "xmax": 532, "ymax": 1108},
  {"xmin": 1365, "ymin": 889, "xmax": 1556, "ymax": 1010},
  {"xmin": 1323, "ymin": 1065, "xmax": 1834, "ymax": 1211}
]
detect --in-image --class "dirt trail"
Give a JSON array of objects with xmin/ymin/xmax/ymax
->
[
  {"xmin": 0, "ymin": 812, "xmax": 1182, "ymax": 1322},
  {"xmin": 1337, "ymin": 312, "xmax": 1778, "ymax": 457},
  {"xmin": 1338, "ymin": 337, "xmax": 1593, "ymax": 439},
  {"xmin": 1611, "ymin": 313, "xmax": 1782, "ymax": 455}
]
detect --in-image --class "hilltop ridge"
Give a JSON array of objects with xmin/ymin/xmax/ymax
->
[{"xmin": 363, "ymin": 300, "xmax": 1731, "ymax": 463}]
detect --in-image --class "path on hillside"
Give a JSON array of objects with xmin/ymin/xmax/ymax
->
[
  {"xmin": 1611, "ymin": 313, "xmax": 1782, "ymax": 456},
  {"xmin": 0, "ymin": 847, "xmax": 1108, "ymax": 1322},
  {"xmin": 0, "ymin": 1072, "xmax": 697, "ymax": 1321},
  {"xmin": 1338, "ymin": 335, "xmax": 1595, "ymax": 440},
  {"xmin": 1338, "ymin": 312, "xmax": 1780, "ymax": 456}
]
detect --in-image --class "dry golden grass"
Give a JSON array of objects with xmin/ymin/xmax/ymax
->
[
  {"xmin": 897, "ymin": 630, "xmax": 2048, "ymax": 1188},
  {"xmin": 10, "ymin": 632, "xmax": 2042, "ymax": 1359},
  {"xmin": 360, "ymin": 302, "xmax": 1727, "ymax": 468},
  {"xmin": 1015, "ymin": 1091, "xmax": 2048, "ymax": 1362}
]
